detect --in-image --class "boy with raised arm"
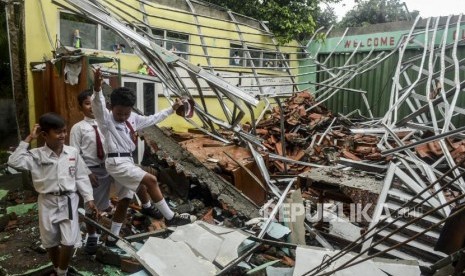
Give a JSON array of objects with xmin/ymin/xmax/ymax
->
[
  {"xmin": 70, "ymin": 90, "xmax": 165, "ymax": 253},
  {"xmin": 91, "ymin": 69, "xmax": 196, "ymax": 246}
]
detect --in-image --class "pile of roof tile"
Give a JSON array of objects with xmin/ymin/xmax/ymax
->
[
  {"xmin": 255, "ymin": 91, "xmax": 388, "ymax": 174},
  {"xmin": 415, "ymin": 139, "xmax": 465, "ymax": 166}
]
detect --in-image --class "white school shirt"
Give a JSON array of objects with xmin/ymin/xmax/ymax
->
[
  {"xmin": 91, "ymin": 89, "xmax": 173, "ymax": 157},
  {"xmin": 7, "ymin": 142, "xmax": 94, "ymax": 203},
  {"xmin": 70, "ymin": 117, "xmax": 105, "ymax": 167}
]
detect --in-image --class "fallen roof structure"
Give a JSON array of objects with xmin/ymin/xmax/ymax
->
[{"xmin": 46, "ymin": 0, "xmax": 465, "ymax": 274}]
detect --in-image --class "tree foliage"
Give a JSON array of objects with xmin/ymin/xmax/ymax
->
[
  {"xmin": 316, "ymin": 6, "xmax": 337, "ymax": 30},
  {"xmin": 339, "ymin": 0, "xmax": 419, "ymax": 27},
  {"xmin": 202, "ymin": 0, "xmax": 339, "ymax": 44}
]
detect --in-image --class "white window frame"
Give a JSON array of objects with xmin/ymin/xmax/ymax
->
[
  {"xmin": 58, "ymin": 11, "xmax": 133, "ymax": 54},
  {"xmin": 151, "ymin": 28, "xmax": 190, "ymax": 60},
  {"xmin": 230, "ymin": 43, "xmax": 289, "ymax": 71}
]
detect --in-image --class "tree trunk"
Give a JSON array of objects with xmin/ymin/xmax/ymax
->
[{"xmin": 6, "ymin": 0, "xmax": 28, "ymax": 140}]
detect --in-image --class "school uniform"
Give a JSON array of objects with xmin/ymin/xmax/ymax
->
[
  {"xmin": 91, "ymin": 89, "xmax": 173, "ymax": 192},
  {"xmin": 8, "ymin": 142, "xmax": 93, "ymax": 248},
  {"xmin": 70, "ymin": 117, "xmax": 123, "ymax": 212}
]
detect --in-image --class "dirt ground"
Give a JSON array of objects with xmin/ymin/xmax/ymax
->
[
  {"xmin": 0, "ymin": 174, "xmax": 129, "ymax": 276},
  {"xmin": 0, "ymin": 211, "xmax": 121, "ymax": 276}
]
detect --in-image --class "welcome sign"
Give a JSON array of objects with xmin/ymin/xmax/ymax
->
[{"xmin": 309, "ymin": 24, "xmax": 465, "ymax": 54}]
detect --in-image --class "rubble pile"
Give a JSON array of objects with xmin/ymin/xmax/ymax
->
[
  {"xmin": 255, "ymin": 91, "xmax": 332, "ymax": 174},
  {"xmin": 415, "ymin": 139, "xmax": 465, "ymax": 166},
  {"xmin": 255, "ymin": 91, "xmax": 388, "ymax": 174}
]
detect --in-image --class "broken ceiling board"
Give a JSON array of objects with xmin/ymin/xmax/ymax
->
[
  {"xmin": 197, "ymin": 221, "xmax": 236, "ymax": 235},
  {"xmin": 195, "ymin": 221, "xmax": 237, "ymax": 235},
  {"xmin": 264, "ymin": 222, "xmax": 291, "ymax": 239},
  {"xmin": 372, "ymin": 257, "xmax": 421, "ymax": 276},
  {"xmin": 293, "ymin": 246, "xmax": 417, "ymax": 276},
  {"xmin": 266, "ymin": 266, "xmax": 294, "ymax": 276},
  {"xmin": 293, "ymin": 246, "xmax": 336, "ymax": 276},
  {"xmin": 330, "ymin": 254, "xmax": 389, "ymax": 276},
  {"xmin": 137, "ymin": 237, "xmax": 218, "ymax": 276},
  {"xmin": 214, "ymin": 230, "xmax": 250, "ymax": 267},
  {"xmin": 246, "ymin": 260, "xmax": 281, "ymax": 275},
  {"xmin": 140, "ymin": 126, "xmax": 260, "ymax": 218},
  {"xmin": 293, "ymin": 246, "xmax": 384, "ymax": 275},
  {"xmin": 141, "ymin": 221, "xmax": 251, "ymax": 270},
  {"xmin": 327, "ymin": 215, "xmax": 362, "ymax": 242},
  {"xmin": 169, "ymin": 223, "xmax": 224, "ymax": 262}
]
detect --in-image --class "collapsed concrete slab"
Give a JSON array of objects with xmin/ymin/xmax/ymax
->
[
  {"xmin": 139, "ymin": 126, "xmax": 260, "ymax": 218},
  {"xmin": 298, "ymin": 167, "xmax": 383, "ymax": 221}
]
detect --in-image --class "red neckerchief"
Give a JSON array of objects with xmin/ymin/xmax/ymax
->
[{"xmin": 125, "ymin": 121, "xmax": 138, "ymax": 145}]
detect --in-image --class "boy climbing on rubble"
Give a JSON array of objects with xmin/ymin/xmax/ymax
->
[
  {"xmin": 70, "ymin": 90, "xmax": 165, "ymax": 254},
  {"xmin": 8, "ymin": 113, "xmax": 98, "ymax": 276},
  {"xmin": 91, "ymin": 68, "xmax": 196, "ymax": 246}
]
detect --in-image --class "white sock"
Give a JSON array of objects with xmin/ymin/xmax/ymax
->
[
  {"xmin": 56, "ymin": 267, "xmax": 67, "ymax": 276},
  {"xmin": 142, "ymin": 201, "xmax": 152, "ymax": 209},
  {"xmin": 108, "ymin": 222, "xmax": 122, "ymax": 241},
  {"xmin": 154, "ymin": 199, "xmax": 174, "ymax": 220}
]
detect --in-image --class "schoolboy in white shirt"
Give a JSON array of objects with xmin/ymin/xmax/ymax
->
[
  {"xmin": 91, "ymin": 69, "xmax": 196, "ymax": 246},
  {"xmin": 8, "ymin": 113, "xmax": 98, "ymax": 276},
  {"xmin": 71, "ymin": 90, "xmax": 166, "ymax": 253}
]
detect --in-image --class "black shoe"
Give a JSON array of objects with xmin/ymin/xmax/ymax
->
[
  {"xmin": 165, "ymin": 212, "xmax": 197, "ymax": 227},
  {"xmin": 84, "ymin": 236, "xmax": 98, "ymax": 255},
  {"xmin": 140, "ymin": 205, "xmax": 163, "ymax": 219},
  {"xmin": 105, "ymin": 238, "xmax": 117, "ymax": 248}
]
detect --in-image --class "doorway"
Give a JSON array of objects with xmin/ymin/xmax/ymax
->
[{"xmin": 122, "ymin": 77, "xmax": 158, "ymax": 163}]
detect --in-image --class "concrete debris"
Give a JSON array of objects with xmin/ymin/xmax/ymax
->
[{"xmin": 140, "ymin": 126, "xmax": 260, "ymax": 218}]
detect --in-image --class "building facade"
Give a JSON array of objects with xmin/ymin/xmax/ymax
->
[{"xmin": 19, "ymin": 0, "xmax": 299, "ymax": 136}]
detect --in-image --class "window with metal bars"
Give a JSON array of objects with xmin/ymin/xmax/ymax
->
[
  {"xmin": 151, "ymin": 28, "xmax": 189, "ymax": 60},
  {"xmin": 230, "ymin": 43, "xmax": 289, "ymax": 71}
]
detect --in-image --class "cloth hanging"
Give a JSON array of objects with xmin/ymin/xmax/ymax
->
[
  {"xmin": 92, "ymin": 125, "xmax": 104, "ymax": 160},
  {"xmin": 64, "ymin": 61, "xmax": 82, "ymax": 85}
]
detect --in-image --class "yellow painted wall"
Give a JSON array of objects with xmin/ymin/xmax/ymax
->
[{"xmin": 24, "ymin": 0, "xmax": 298, "ymax": 132}]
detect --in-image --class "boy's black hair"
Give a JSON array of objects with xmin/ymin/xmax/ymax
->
[
  {"xmin": 39, "ymin": 113, "xmax": 66, "ymax": 133},
  {"xmin": 77, "ymin": 89, "xmax": 93, "ymax": 106},
  {"xmin": 110, "ymin": 87, "xmax": 136, "ymax": 107}
]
